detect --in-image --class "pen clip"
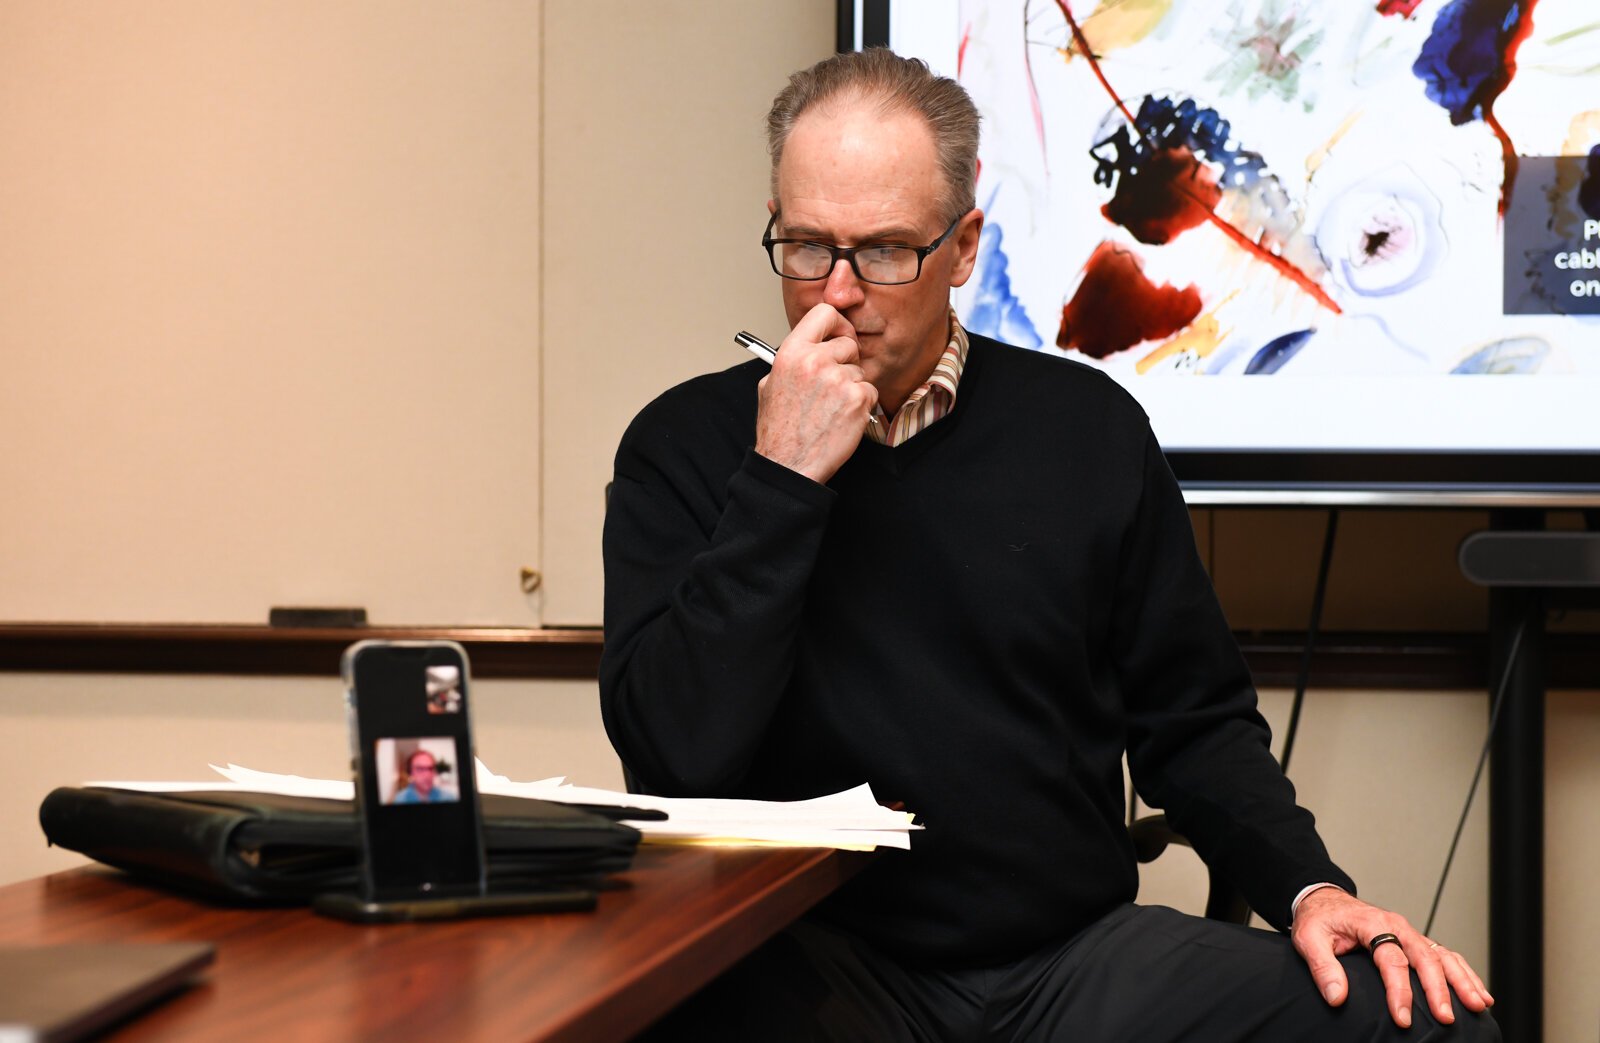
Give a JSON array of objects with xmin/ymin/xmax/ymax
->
[{"xmin": 734, "ymin": 330, "xmax": 777, "ymax": 364}]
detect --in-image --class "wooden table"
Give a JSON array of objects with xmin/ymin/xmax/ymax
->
[{"xmin": 0, "ymin": 845, "xmax": 866, "ymax": 1042}]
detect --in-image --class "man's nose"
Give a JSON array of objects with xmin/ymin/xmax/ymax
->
[{"xmin": 823, "ymin": 256, "xmax": 866, "ymax": 307}]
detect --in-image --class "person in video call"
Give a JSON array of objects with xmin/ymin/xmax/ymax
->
[
  {"xmin": 600, "ymin": 48, "xmax": 1498, "ymax": 1040},
  {"xmin": 392, "ymin": 749, "xmax": 452, "ymax": 805}
]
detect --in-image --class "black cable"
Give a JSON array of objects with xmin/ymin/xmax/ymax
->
[
  {"xmin": 1208, "ymin": 508, "xmax": 1217, "ymax": 587},
  {"xmin": 1279, "ymin": 509, "xmax": 1339, "ymax": 774},
  {"xmin": 1423, "ymin": 617, "xmax": 1527, "ymax": 937}
]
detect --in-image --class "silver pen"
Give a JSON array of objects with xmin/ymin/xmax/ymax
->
[
  {"xmin": 734, "ymin": 330, "xmax": 880, "ymax": 427},
  {"xmin": 733, "ymin": 330, "xmax": 777, "ymax": 364}
]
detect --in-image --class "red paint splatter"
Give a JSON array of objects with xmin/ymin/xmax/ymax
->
[
  {"xmin": 1203, "ymin": 211, "xmax": 1341, "ymax": 313},
  {"xmin": 1057, "ymin": 242, "xmax": 1203, "ymax": 358},
  {"xmin": 1101, "ymin": 146, "xmax": 1223, "ymax": 244},
  {"xmin": 1414, "ymin": 0, "xmax": 1542, "ymax": 215},
  {"xmin": 1052, "ymin": 0, "xmax": 1142, "ymax": 129},
  {"xmin": 1051, "ymin": 0, "xmax": 1341, "ymax": 314},
  {"xmin": 1485, "ymin": 3, "xmax": 1539, "ymax": 216},
  {"xmin": 1377, "ymin": 0, "xmax": 1425, "ymax": 16},
  {"xmin": 1020, "ymin": 13, "xmax": 1049, "ymax": 173},
  {"xmin": 958, "ymin": 21, "xmax": 972, "ymax": 77},
  {"xmin": 1486, "ymin": 111, "xmax": 1520, "ymax": 216}
]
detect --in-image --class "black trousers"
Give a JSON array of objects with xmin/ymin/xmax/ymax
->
[{"xmin": 645, "ymin": 904, "xmax": 1501, "ymax": 1042}]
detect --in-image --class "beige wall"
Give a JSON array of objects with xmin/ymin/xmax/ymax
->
[
  {"xmin": 0, "ymin": 1, "xmax": 544, "ymax": 626},
  {"xmin": 539, "ymin": 1, "xmax": 828, "ymax": 623},
  {"xmin": 1, "ymin": 2, "xmax": 1595, "ymax": 1038}
]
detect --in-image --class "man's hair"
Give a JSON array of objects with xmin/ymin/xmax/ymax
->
[
  {"xmin": 766, "ymin": 47, "xmax": 980, "ymax": 226},
  {"xmin": 406, "ymin": 749, "xmax": 436, "ymax": 773}
]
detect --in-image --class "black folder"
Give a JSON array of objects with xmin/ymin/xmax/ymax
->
[{"xmin": 38, "ymin": 787, "xmax": 652, "ymax": 904}]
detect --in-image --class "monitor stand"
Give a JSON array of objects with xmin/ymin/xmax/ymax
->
[{"xmin": 1459, "ymin": 510, "xmax": 1600, "ymax": 1043}]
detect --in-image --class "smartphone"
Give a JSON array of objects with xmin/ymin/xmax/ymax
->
[{"xmin": 341, "ymin": 640, "xmax": 487, "ymax": 901}]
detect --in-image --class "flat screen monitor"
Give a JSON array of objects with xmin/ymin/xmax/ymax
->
[{"xmin": 841, "ymin": 1, "xmax": 1600, "ymax": 504}]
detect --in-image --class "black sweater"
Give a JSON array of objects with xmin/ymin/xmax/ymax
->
[{"xmin": 601, "ymin": 333, "xmax": 1353, "ymax": 966}]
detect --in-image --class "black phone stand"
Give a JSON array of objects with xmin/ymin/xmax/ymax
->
[{"xmin": 311, "ymin": 888, "xmax": 596, "ymax": 924}]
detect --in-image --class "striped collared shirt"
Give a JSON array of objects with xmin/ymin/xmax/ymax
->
[{"xmin": 865, "ymin": 310, "xmax": 969, "ymax": 447}]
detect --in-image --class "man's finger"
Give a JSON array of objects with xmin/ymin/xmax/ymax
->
[
  {"xmin": 1408, "ymin": 941, "xmax": 1456, "ymax": 1025},
  {"xmin": 824, "ymin": 334, "xmax": 861, "ymax": 365},
  {"xmin": 792, "ymin": 302, "xmax": 855, "ymax": 346},
  {"xmin": 1371, "ymin": 941, "xmax": 1415, "ymax": 1029},
  {"xmin": 1296, "ymin": 939, "xmax": 1351, "ymax": 1008},
  {"xmin": 856, "ymin": 378, "xmax": 878, "ymax": 420},
  {"xmin": 1434, "ymin": 944, "xmax": 1493, "ymax": 1012}
]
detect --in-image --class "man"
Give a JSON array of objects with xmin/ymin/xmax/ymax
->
[
  {"xmin": 601, "ymin": 49, "xmax": 1497, "ymax": 1040},
  {"xmin": 392, "ymin": 749, "xmax": 450, "ymax": 805}
]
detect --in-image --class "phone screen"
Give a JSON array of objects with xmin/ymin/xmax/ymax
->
[{"xmin": 344, "ymin": 641, "xmax": 486, "ymax": 900}]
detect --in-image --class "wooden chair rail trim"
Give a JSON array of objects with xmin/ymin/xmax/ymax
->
[
  {"xmin": 0, "ymin": 624, "xmax": 1595, "ymax": 688},
  {"xmin": 0, "ymin": 623, "xmax": 604, "ymax": 679}
]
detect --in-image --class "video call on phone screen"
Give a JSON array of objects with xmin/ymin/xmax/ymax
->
[{"xmin": 352, "ymin": 646, "xmax": 484, "ymax": 898}]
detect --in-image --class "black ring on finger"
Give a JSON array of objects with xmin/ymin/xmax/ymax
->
[{"xmin": 1368, "ymin": 932, "xmax": 1402, "ymax": 956}]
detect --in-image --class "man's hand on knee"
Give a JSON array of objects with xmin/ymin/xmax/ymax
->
[{"xmin": 1289, "ymin": 887, "xmax": 1493, "ymax": 1029}]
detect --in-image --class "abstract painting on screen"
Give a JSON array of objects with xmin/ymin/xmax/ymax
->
[{"xmin": 940, "ymin": 0, "xmax": 1600, "ymax": 397}]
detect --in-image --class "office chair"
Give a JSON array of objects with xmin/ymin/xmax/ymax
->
[
  {"xmin": 1128, "ymin": 812, "xmax": 1253, "ymax": 925},
  {"xmin": 623, "ymin": 754, "xmax": 1250, "ymax": 926}
]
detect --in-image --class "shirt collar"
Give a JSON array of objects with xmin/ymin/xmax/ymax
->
[{"xmin": 866, "ymin": 310, "xmax": 969, "ymax": 447}]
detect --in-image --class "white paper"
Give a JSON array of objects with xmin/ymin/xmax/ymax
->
[{"xmin": 85, "ymin": 761, "xmax": 921, "ymax": 852}]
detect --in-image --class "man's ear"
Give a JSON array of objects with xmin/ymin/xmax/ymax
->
[
  {"xmin": 767, "ymin": 198, "xmax": 777, "ymax": 216},
  {"xmin": 948, "ymin": 208, "xmax": 985, "ymax": 289}
]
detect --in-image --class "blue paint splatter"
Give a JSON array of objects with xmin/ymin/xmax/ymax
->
[
  {"xmin": 1088, "ymin": 93, "xmax": 1315, "ymax": 260},
  {"xmin": 1090, "ymin": 95, "xmax": 1270, "ymax": 195},
  {"xmin": 1204, "ymin": 340, "xmax": 1248, "ymax": 373},
  {"xmin": 1244, "ymin": 329, "xmax": 1316, "ymax": 374},
  {"xmin": 1451, "ymin": 337, "xmax": 1548, "ymax": 373},
  {"xmin": 1413, "ymin": 0, "xmax": 1525, "ymax": 125},
  {"xmin": 965, "ymin": 203, "xmax": 1042, "ymax": 350}
]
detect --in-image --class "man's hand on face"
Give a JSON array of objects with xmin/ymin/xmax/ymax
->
[{"xmin": 755, "ymin": 302, "xmax": 879, "ymax": 484}]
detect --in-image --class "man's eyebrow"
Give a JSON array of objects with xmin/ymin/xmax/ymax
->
[{"xmin": 775, "ymin": 222, "xmax": 924, "ymax": 244}]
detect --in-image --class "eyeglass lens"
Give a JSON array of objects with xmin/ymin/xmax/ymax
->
[{"xmin": 773, "ymin": 242, "xmax": 921, "ymax": 285}]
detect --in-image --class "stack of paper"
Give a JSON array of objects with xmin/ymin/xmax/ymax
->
[
  {"xmin": 476, "ymin": 766, "xmax": 918, "ymax": 851},
  {"xmin": 87, "ymin": 762, "xmax": 920, "ymax": 852}
]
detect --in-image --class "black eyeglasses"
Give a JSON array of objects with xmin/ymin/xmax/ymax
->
[{"xmin": 762, "ymin": 212, "xmax": 962, "ymax": 286}]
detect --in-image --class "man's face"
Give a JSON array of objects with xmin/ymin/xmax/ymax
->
[
  {"xmin": 772, "ymin": 99, "xmax": 982, "ymax": 412},
  {"xmin": 409, "ymin": 753, "xmax": 436, "ymax": 795}
]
